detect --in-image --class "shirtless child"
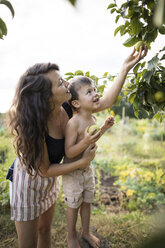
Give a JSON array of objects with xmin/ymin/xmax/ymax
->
[{"xmin": 63, "ymin": 76, "xmax": 114, "ymax": 248}]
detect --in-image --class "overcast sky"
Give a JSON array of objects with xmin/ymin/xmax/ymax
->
[{"xmin": 0, "ymin": 0, "xmax": 164, "ymax": 113}]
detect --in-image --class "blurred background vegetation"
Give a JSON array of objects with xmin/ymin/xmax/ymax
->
[{"xmin": 0, "ymin": 110, "xmax": 165, "ymax": 247}]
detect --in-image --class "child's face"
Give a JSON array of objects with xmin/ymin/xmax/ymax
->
[{"xmin": 76, "ymin": 82, "xmax": 100, "ymax": 112}]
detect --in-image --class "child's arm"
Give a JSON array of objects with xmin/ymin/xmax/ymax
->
[
  {"xmin": 65, "ymin": 119, "xmax": 100, "ymax": 159},
  {"xmin": 93, "ymin": 47, "xmax": 148, "ymax": 112}
]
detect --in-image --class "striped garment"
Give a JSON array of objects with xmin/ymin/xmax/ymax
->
[{"xmin": 10, "ymin": 158, "xmax": 59, "ymax": 221}]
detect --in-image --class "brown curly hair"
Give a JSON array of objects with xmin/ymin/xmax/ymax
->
[{"xmin": 9, "ymin": 63, "xmax": 59, "ymax": 176}]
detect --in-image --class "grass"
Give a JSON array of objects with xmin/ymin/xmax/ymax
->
[{"xmin": 1, "ymin": 206, "xmax": 165, "ymax": 248}]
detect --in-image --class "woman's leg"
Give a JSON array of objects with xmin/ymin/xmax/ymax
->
[
  {"xmin": 15, "ymin": 218, "xmax": 39, "ymax": 248},
  {"xmin": 37, "ymin": 202, "xmax": 56, "ymax": 248}
]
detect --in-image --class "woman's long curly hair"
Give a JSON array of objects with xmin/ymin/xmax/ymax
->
[{"xmin": 9, "ymin": 63, "xmax": 59, "ymax": 176}]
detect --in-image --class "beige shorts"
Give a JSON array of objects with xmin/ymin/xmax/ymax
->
[{"xmin": 62, "ymin": 165, "xmax": 95, "ymax": 208}]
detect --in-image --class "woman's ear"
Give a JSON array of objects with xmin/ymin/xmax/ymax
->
[{"xmin": 71, "ymin": 100, "xmax": 80, "ymax": 109}]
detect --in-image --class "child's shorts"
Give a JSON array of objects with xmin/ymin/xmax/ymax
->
[{"xmin": 62, "ymin": 165, "xmax": 95, "ymax": 209}]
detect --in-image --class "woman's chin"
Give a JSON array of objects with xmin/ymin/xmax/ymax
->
[{"xmin": 67, "ymin": 92, "xmax": 72, "ymax": 101}]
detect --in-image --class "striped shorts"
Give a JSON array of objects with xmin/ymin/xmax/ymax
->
[{"xmin": 10, "ymin": 158, "xmax": 59, "ymax": 221}]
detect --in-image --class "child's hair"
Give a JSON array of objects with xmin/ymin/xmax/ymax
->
[{"xmin": 69, "ymin": 76, "xmax": 93, "ymax": 111}]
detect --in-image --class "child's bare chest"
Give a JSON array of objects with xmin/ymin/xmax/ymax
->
[{"xmin": 77, "ymin": 116, "xmax": 96, "ymax": 142}]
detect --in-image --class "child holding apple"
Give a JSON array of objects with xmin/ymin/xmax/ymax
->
[{"xmin": 63, "ymin": 76, "xmax": 114, "ymax": 248}]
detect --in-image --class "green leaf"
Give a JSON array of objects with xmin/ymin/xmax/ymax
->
[
  {"xmin": 144, "ymin": 71, "xmax": 153, "ymax": 83},
  {"xmin": 133, "ymin": 63, "xmax": 141, "ymax": 74},
  {"xmin": 0, "ymin": 18, "xmax": 7, "ymax": 35},
  {"xmin": 159, "ymin": 46, "xmax": 165, "ymax": 52},
  {"xmin": 147, "ymin": 56, "xmax": 159, "ymax": 70},
  {"xmin": 115, "ymin": 15, "xmax": 120, "ymax": 23},
  {"xmin": 127, "ymin": 7, "xmax": 134, "ymax": 18},
  {"xmin": 107, "ymin": 74, "xmax": 115, "ymax": 81},
  {"xmin": 120, "ymin": 27, "xmax": 128, "ymax": 36},
  {"xmin": 130, "ymin": 16, "xmax": 143, "ymax": 35},
  {"xmin": 140, "ymin": 62, "xmax": 146, "ymax": 69},
  {"xmin": 107, "ymin": 3, "xmax": 116, "ymax": 9},
  {"xmin": 145, "ymin": 91, "xmax": 154, "ymax": 104},
  {"xmin": 0, "ymin": 28, "xmax": 3, "ymax": 39},
  {"xmin": 123, "ymin": 36, "xmax": 138, "ymax": 47},
  {"xmin": 129, "ymin": 92, "xmax": 136, "ymax": 104},
  {"xmin": 147, "ymin": 1, "xmax": 154, "ymax": 10},
  {"xmin": 114, "ymin": 25, "xmax": 125, "ymax": 36},
  {"xmin": 0, "ymin": 0, "xmax": 15, "ymax": 18},
  {"xmin": 85, "ymin": 71, "xmax": 90, "ymax": 77},
  {"xmin": 65, "ymin": 75, "xmax": 74, "ymax": 81},
  {"xmin": 90, "ymin": 75, "xmax": 97, "ymax": 81},
  {"xmin": 97, "ymin": 85, "xmax": 105, "ymax": 96},
  {"xmin": 74, "ymin": 70, "xmax": 84, "ymax": 76},
  {"xmin": 134, "ymin": 109, "xmax": 139, "ymax": 118},
  {"xmin": 143, "ymin": 29, "xmax": 158, "ymax": 43},
  {"xmin": 103, "ymin": 72, "xmax": 108, "ymax": 77},
  {"xmin": 111, "ymin": 8, "xmax": 116, "ymax": 14},
  {"xmin": 153, "ymin": 112, "xmax": 162, "ymax": 122},
  {"xmin": 160, "ymin": 54, "xmax": 165, "ymax": 60},
  {"xmin": 65, "ymin": 72, "xmax": 74, "ymax": 76}
]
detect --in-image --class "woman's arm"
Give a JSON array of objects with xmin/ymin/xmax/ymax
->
[
  {"xmin": 94, "ymin": 46, "xmax": 148, "ymax": 112},
  {"xmin": 39, "ymin": 142, "xmax": 97, "ymax": 177}
]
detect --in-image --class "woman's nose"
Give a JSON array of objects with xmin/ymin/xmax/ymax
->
[{"xmin": 64, "ymin": 80, "xmax": 69, "ymax": 88}]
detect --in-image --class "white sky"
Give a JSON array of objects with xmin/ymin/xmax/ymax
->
[{"xmin": 0, "ymin": 0, "xmax": 164, "ymax": 113}]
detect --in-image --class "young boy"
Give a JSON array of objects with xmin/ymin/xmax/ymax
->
[{"xmin": 63, "ymin": 76, "xmax": 114, "ymax": 248}]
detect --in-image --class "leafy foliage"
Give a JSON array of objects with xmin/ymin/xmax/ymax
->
[
  {"xmin": 107, "ymin": 0, "xmax": 165, "ymax": 121},
  {"xmin": 0, "ymin": 0, "xmax": 15, "ymax": 39},
  {"xmin": 65, "ymin": 70, "xmax": 115, "ymax": 98},
  {"xmin": 124, "ymin": 47, "xmax": 165, "ymax": 121}
]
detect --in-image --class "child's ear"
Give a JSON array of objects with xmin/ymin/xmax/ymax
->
[{"xmin": 71, "ymin": 100, "xmax": 80, "ymax": 109}]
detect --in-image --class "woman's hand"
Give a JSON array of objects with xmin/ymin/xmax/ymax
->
[
  {"xmin": 80, "ymin": 144, "xmax": 97, "ymax": 169},
  {"xmin": 123, "ymin": 45, "xmax": 148, "ymax": 72}
]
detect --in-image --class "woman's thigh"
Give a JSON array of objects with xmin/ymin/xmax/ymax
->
[
  {"xmin": 15, "ymin": 203, "xmax": 56, "ymax": 248},
  {"xmin": 15, "ymin": 217, "xmax": 39, "ymax": 248},
  {"xmin": 38, "ymin": 202, "xmax": 56, "ymax": 233}
]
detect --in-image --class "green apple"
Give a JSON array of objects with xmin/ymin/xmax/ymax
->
[
  {"xmin": 154, "ymin": 91, "xmax": 165, "ymax": 103},
  {"xmin": 88, "ymin": 125, "xmax": 100, "ymax": 134},
  {"xmin": 135, "ymin": 41, "xmax": 146, "ymax": 52}
]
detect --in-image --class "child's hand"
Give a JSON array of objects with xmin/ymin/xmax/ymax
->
[
  {"xmin": 102, "ymin": 116, "xmax": 114, "ymax": 131},
  {"xmin": 83, "ymin": 126, "xmax": 101, "ymax": 146}
]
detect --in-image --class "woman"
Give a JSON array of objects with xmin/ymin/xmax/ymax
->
[
  {"xmin": 7, "ymin": 46, "xmax": 147, "ymax": 248},
  {"xmin": 7, "ymin": 63, "xmax": 98, "ymax": 248}
]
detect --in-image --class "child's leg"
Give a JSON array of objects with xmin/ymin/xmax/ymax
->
[
  {"xmin": 67, "ymin": 206, "xmax": 80, "ymax": 248},
  {"xmin": 80, "ymin": 202, "xmax": 100, "ymax": 248}
]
